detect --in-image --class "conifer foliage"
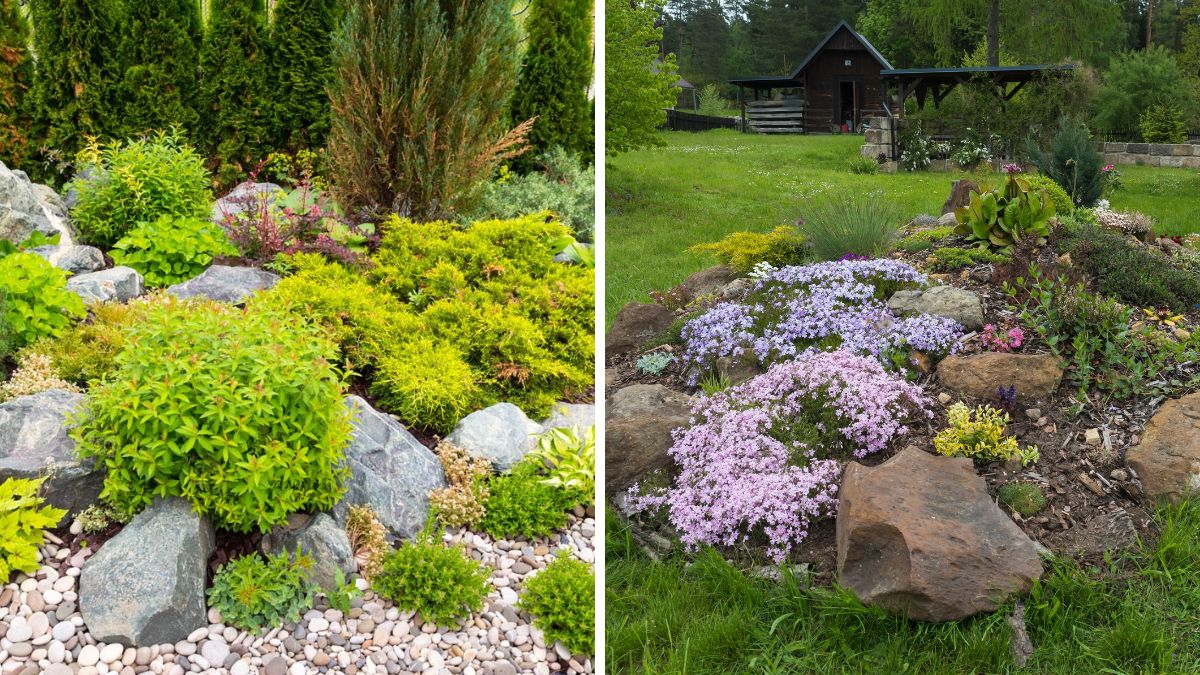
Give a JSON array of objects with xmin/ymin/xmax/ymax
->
[
  {"xmin": 0, "ymin": 0, "xmax": 34, "ymax": 168},
  {"xmin": 200, "ymin": 0, "xmax": 271, "ymax": 184},
  {"xmin": 270, "ymin": 0, "xmax": 336, "ymax": 151},
  {"xmin": 118, "ymin": 0, "xmax": 203, "ymax": 140}
]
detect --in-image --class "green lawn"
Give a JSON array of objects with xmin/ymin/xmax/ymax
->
[{"xmin": 605, "ymin": 130, "xmax": 1200, "ymax": 326}]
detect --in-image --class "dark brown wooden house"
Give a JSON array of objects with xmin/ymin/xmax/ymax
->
[{"xmin": 730, "ymin": 21, "xmax": 892, "ymax": 134}]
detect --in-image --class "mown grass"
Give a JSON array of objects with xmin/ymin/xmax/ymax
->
[
  {"xmin": 605, "ymin": 130, "xmax": 1200, "ymax": 326},
  {"xmin": 606, "ymin": 503, "xmax": 1200, "ymax": 674}
]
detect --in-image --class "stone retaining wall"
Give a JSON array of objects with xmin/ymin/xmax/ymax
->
[{"xmin": 1099, "ymin": 141, "xmax": 1200, "ymax": 168}]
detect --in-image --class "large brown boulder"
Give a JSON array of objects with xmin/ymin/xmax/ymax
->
[
  {"xmin": 605, "ymin": 302, "xmax": 675, "ymax": 357},
  {"xmin": 1126, "ymin": 392, "xmax": 1200, "ymax": 503},
  {"xmin": 605, "ymin": 384, "xmax": 693, "ymax": 494},
  {"xmin": 677, "ymin": 265, "xmax": 740, "ymax": 304},
  {"xmin": 837, "ymin": 448, "xmax": 1043, "ymax": 622},
  {"xmin": 937, "ymin": 353, "xmax": 1063, "ymax": 400},
  {"xmin": 942, "ymin": 179, "xmax": 980, "ymax": 215}
]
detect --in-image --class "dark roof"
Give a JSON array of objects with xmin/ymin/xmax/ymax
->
[
  {"xmin": 730, "ymin": 21, "xmax": 893, "ymax": 87},
  {"xmin": 881, "ymin": 64, "xmax": 1074, "ymax": 79}
]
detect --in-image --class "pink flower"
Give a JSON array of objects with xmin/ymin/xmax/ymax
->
[
  {"xmin": 1103, "ymin": 164, "xmax": 1114, "ymax": 172},
  {"xmin": 1003, "ymin": 163, "xmax": 1022, "ymax": 175}
]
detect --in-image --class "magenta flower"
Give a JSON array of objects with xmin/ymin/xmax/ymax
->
[
  {"xmin": 1003, "ymin": 163, "xmax": 1022, "ymax": 175},
  {"xmin": 1103, "ymin": 164, "xmax": 1115, "ymax": 172}
]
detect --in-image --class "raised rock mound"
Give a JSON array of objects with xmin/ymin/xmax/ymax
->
[
  {"xmin": 0, "ymin": 390, "xmax": 102, "ymax": 518},
  {"xmin": 31, "ymin": 244, "xmax": 106, "ymax": 275},
  {"xmin": 167, "ymin": 265, "xmax": 280, "ymax": 304},
  {"xmin": 888, "ymin": 285, "xmax": 982, "ymax": 330},
  {"xmin": 605, "ymin": 384, "xmax": 692, "ymax": 494},
  {"xmin": 1126, "ymin": 392, "xmax": 1200, "ymax": 503},
  {"xmin": 837, "ymin": 447, "xmax": 1043, "ymax": 622},
  {"xmin": 937, "ymin": 352, "xmax": 1063, "ymax": 400},
  {"xmin": 606, "ymin": 302, "xmax": 675, "ymax": 357}
]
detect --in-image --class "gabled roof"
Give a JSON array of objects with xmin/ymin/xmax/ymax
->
[{"xmin": 730, "ymin": 21, "xmax": 893, "ymax": 87}]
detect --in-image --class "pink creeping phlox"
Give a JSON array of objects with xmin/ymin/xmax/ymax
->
[{"xmin": 981, "ymin": 320, "xmax": 1025, "ymax": 353}]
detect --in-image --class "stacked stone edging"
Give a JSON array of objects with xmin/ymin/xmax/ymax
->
[{"xmin": 1099, "ymin": 141, "xmax": 1200, "ymax": 168}]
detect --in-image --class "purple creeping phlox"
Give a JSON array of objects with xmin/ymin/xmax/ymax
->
[
  {"xmin": 629, "ymin": 351, "xmax": 932, "ymax": 561},
  {"xmin": 679, "ymin": 259, "xmax": 963, "ymax": 382}
]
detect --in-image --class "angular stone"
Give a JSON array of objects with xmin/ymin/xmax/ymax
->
[
  {"xmin": 0, "ymin": 161, "xmax": 60, "ymax": 243},
  {"xmin": 211, "ymin": 182, "xmax": 284, "ymax": 224},
  {"xmin": 447, "ymin": 402, "xmax": 541, "ymax": 472},
  {"xmin": 0, "ymin": 390, "xmax": 101, "ymax": 518},
  {"xmin": 941, "ymin": 179, "xmax": 980, "ymax": 215},
  {"xmin": 30, "ymin": 245, "xmax": 106, "ymax": 275},
  {"xmin": 540, "ymin": 403, "xmax": 595, "ymax": 432},
  {"xmin": 261, "ymin": 513, "xmax": 357, "ymax": 589},
  {"xmin": 676, "ymin": 265, "xmax": 740, "ymax": 304},
  {"xmin": 888, "ymin": 285, "xmax": 982, "ymax": 330},
  {"xmin": 837, "ymin": 448, "xmax": 1043, "ymax": 621},
  {"xmin": 331, "ymin": 396, "xmax": 446, "ymax": 540},
  {"xmin": 605, "ymin": 384, "xmax": 692, "ymax": 494},
  {"xmin": 166, "ymin": 265, "xmax": 279, "ymax": 304},
  {"xmin": 67, "ymin": 267, "xmax": 145, "ymax": 304},
  {"xmin": 1126, "ymin": 143, "xmax": 1149, "ymax": 154},
  {"xmin": 716, "ymin": 354, "xmax": 763, "ymax": 386},
  {"xmin": 937, "ymin": 353, "xmax": 1063, "ymax": 400},
  {"xmin": 605, "ymin": 302, "xmax": 675, "ymax": 357},
  {"xmin": 1126, "ymin": 392, "xmax": 1200, "ymax": 503},
  {"xmin": 80, "ymin": 497, "xmax": 214, "ymax": 646}
]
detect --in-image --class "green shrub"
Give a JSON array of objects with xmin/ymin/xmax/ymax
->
[
  {"xmin": 469, "ymin": 148, "xmax": 595, "ymax": 241},
  {"xmin": 954, "ymin": 175, "xmax": 1053, "ymax": 250},
  {"xmin": 72, "ymin": 298, "xmax": 351, "ymax": 532},
  {"xmin": 110, "ymin": 216, "xmax": 237, "ymax": 287},
  {"xmin": 19, "ymin": 298, "xmax": 154, "ymax": 386},
  {"xmin": 1094, "ymin": 46, "xmax": 1193, "ymax": 134},
  {"xmin": 1027, "ymin": 117, "xmax": 1104, "ymax": 208},
  {"xmin": 895, "ymin": 225, "xmax": 955, "ymax": 253},
  {"xmin": 847, "ymin": 155, "xmax": 879, "ymax": 175},
  {"xmin": 0, "ymin": 477, "xmax": 67, "ymax": 581},
  {"xmin": 528, "ymin": 426, "xmax": 595, "ymax": 499},
  {"xmin": 934, "ymin": 403, "xmax": 1039, "ymax": 466},
  {"xmin": 696, "ymin": 83, "xmax": 725, "ymax": 117},
  {"xmin": 798, "ymin": 196, "xmax": 902, "ymax": 261},
  {"xmin": 480, "ymin": 458, "xmax": 581, "ymax": 539},
  {"xmin": 928, "ymin": 247, "xmax": 1011, "ymax": 272},
  {"xmin": 207, "ymin": 550, "xmax": 317, "ymax": 632},
  {"xmin": 1139, "ymin": 104, "xmax": 1187, "ymax": 144},
  {"xmin": 68, "ymin": 133, "xmax": 212, "ymax": 249},
  {"xmin": 0, "ymin": 290, "xmax": 12, "ymax": 365},
  {"xmin": 1062, "ymin": 224, "xmax": 1200, "ymax": 311},
  {"xmin": 0, "ymin": 253, "xmax": 86, "ymax": 348},
  {"xmin": 998, "ymin": 482, "xmax": 1047, "ymax": 517},
  {"xmin": 519, "ymin": 556, "xmax": 595, "ymax": 655},
  {"xmin": 1024, "ymin": 174, "xmax": 1073, "ymax": 216},
  {"xmin": 0, "ymin": 0, "xmax": 34, "ymax": 171},
  {"xmin": 372, "ymin": 527, "xmax": 489, "ymax": 626},
  {"xmin": 269, "ymin": 0, "xmax": 336, "ymax": 151},
  {"xmin": 689, "ymin": 226, "xmax": 808, "ymax": 273}
]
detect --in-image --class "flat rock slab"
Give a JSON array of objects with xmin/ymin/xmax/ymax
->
[
  {"xmin": 332, "ymin": 396, "xmax": 446, "ymax": 540},
  {"xmin": 31, "ymin": 244, "xmax": 105, "ymax": 275},
  {"xmin": 447, "ymin": 402, "xmax": 542, "ymax": 472},
  {"xmin": 605, "ymin": 384, "xmax": 693, "ymax": 495},
  {"xmin": 540, "ymin": 402, "xmax": 596, "ymax": 432},
  {"xmin": 888, "ymin": 285, "xmax": 982, "ymax": 330},
  {"xmin": 937, "ymin": 352, "xmax": 1063, "ymax": 400},
  {"xmin": 837, "ymin": 447, "xmax": 1043, "ymax": 622},
  {"xmin": 0, "ymin": 390, "xmax": 100, "ymax": 518},
  {"xmin": 80, "ymin": 497, "xmax": 214, "ymax": 646},
  {"xmin": 261, "ymin": 513, "xmax": 356, "ymax": 589},
  {"xmin": 167, "ymin": 265, "xmax": 280, "ymax": 304},
  {"xmin": 606, "ymin": 302, "xmax": 675, "ymax": 356},
  {"xmin": 67, "ymin": 266, "xmax": 145, "ymax": 304},
  {"xmin": 1126, "ymin": 392, "xmax": 1200, "ymax": 503}
]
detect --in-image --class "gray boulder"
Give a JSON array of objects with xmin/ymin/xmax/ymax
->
[
  {"xmin": 332, "ymin": 396, "xmax": 446, "ymax": 541},
  {"xmin": 31, "ymin": 244, "xmax": 106, "ymax": 275},
  {"xmin": 211, "ymin": 182, "xmax": 284, "ymax": 223},
  {"xmin": 67, "ymin": 266, "xmax": 145, "ymax": 304},
  {"xmin": 167, "ymin": 265, "xmax": 279, "ymax": 304},
  {"xmin": 447, "ymin": 403, "xmax": 542, "ymax": 472},
  {"xmin": 0, "ymin": 161, "xmax": 60, "ymax": 243},
  {"xmin": 0, "ymin": 390, "xmax": 101, "ymax": 519},
  {"xmin": 261, "ymin": 513, "xmax": 356, "ymax": 589},
  {"xmin": 80, "ymin": 497, "xmax": 214, "ymax": 646},
  {"xmin": 888, "ymin": 285, "xmax": 983, "ymax": 331},
  {"xmin": 540, "ymin": 402, "xmax": 596, "ymax": 432}
]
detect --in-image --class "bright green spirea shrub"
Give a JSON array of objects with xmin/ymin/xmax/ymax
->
[
  {"xmin": 0, "ymin": 477, "xmax": 67, "ymax": 581},
  {"xmin": 0, "ymin": 253, "xmax": 86, "ymax": 348},
  {"xmin": 71, "ymin": 298, "xmax": 351, "ymax": 532},
  {"xmin": 519, "ymin": 556, "xmax": 595, "ymax": 655},
  {"xmin": 1024, "ymin": 174, "xmax": 1073, "ymax": 216},
  {"xmin": 68, "ymin": 133, "xmax": 212, "ymax": 249},
  {"xmin": 372, "ymin": 527, "xmax": 489, "ymax": 626},
  {"xmin": 207, "ymin": 550, "xmax": 317, "ymax": 633},
  {"xmin": 110, "ymin": 215, "xmax": 237, "ymax": 287},
  {"xmin": 689, "ymin": 226, "xmax": 808, "ymax": 273},
  {"xmin": 470, "ymin": 148, "xmax": 595, "ymax": 242},
  {"xmin": 480, "ymin": 458, "xmax": 583, "ymax": 539}
]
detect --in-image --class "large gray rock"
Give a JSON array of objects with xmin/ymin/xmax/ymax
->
[
  {"xmin": 0, "ymin": 161, "xmax": 60, "ymax": 243},
  {"xmin": 447, "ymin": 403, "xmax": 542, "ymax": 472},
  {"xmin": 167, "ymin": 265, "xmax": 279, "ymax": 304},
  {"xmin": 67, "ymin": 266, "xmax": 145, "ymax": 304},
  {"xmin": 888, "ymin": 285, "xmax": 983, "ymax": 330},
  {"xmin": 80, "ymin": 497, "xmax": 214, "ymax": 646},
  {"xmin": 211, "ymin": 182, "xmax": 284, "ymax": 223},
  {"xmin": 332, "ymin": 396, "xmax": 446, "ymax": 541},
  {"xmin": 0, "ymin": 390, "xmax": 101, "ymax": 519},
  {"xmin": 31, "ymin": 244, "xmax": 106, "ymax": 275},
  {"xmin": 261, "ymin": 513, "xmax": 356, "ymax": 589},
  {"xmin": 540, "ymin": 402, "xmax": 596, "ymax": 432}
]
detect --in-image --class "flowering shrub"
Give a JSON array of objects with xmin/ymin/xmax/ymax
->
[
  {"xmin": 0, "ymin": 352, "xmax": 79, "ymax": 401},
  {"xmin": 1092, "ymin": 203, "xmax": 1152, "ymax": 239},
  {"xmin": 679, "ymin": 259, "xmax": 962, "ymax": 382},
  {"xmin": 934, "ymin": 403, "xmax": 1039, "ymax": 466},
  {"xmin": 899, "ymin": 122, "xmax": 949, "ymax": 171},
  {"xmin": 981, "ymin": 319, "xmax": 1026, "ymax": 352},
  {"xmin": 634, "ymin": 351, "xmax": 930, "ymax": 561},
  {"xmin": 950, "ymin": 129, "xmax": 997, "ymax": 169}
]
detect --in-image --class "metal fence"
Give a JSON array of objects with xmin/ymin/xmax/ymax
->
[
  {"xmin": 1091, "ymin": 128, "xmax": 1200, "ymax": 144},
  {"xmin": 663, "ymin": 109, "xmax": 739, "ymax": 132}
]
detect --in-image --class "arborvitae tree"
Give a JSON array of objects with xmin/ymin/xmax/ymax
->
[
  {"xmin": 510, "ymin": 0, "xmax": 593, "ymax": 164},
  {"xmin": 118, "ymin": 0, "xmax": 203, "ymax": 139},
  {"xmin": 200, "ymin": 0, "xmax": 271, "ymax": 184},
  {"xmin": 327, "ymin": 0, "xmax": 525, "ymax": 217},
  {"xmin": 28, "ymin": 0, "xmax": 123, "ymax": 164},
  {"xmin": 269, "ymin": 0, "xmax": 336, "ymax": 151},
  {"xmin": 0, "ymin": 0, "xmax": 35, "ymax": 169}
]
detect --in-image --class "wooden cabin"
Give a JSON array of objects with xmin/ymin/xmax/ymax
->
[{"xmin": 730, "ymin": 21, "xmax": 892, "ymax": 134}]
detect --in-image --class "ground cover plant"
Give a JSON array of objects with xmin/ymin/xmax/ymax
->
[
  {"xmin": 207, "ymin": 550, "xmax": 317, "ymax": 633},
  {"xmin": 372, "ymin": 526, "xmax": 490, "ymax": 626},
  {"xmin": 480, "ymin": 457, "xmax": 583, "ymax": 540},
  {"xmin": 109, "ymin": 215, "xmax": 237, "ymax": 287},
  {"xmin": 519, "ymin": 556, "xmax": 595, "ymax": 656},
  {"xmin": 0, "ymin": 252, "xmax": 86, "ymax": 348},
  {"xmin": 0, "ymin": 477, "xmax": 66, "ymax": 581}
]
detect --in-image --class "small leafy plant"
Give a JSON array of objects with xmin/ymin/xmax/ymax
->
[
  {"xmin": 0, "ymin": 351, "xmax": 79, "ymax": 401},
  {"xmin": 0, "ymin": 477, "xmax": 67, "ymax": 581},
  {"xmin": 480, "ymin": 458, "xmax": 580, "ymax": 539},
  {"xmin": 429, "ymin": 441, "xmax": 492, "ymax": 529},
  {"xmin": 207, "ymin": 550, "xmax": 317, "ymax": 633},
  {"xmin": 998, "ymin": 482, "xmax": 1048, "ymax": 517},
  {"xmin": 934, "ymin": 403, "xmax": 1039, "ymax": 466},
  {"xmin": 528, "ymin": 426, "xmax": 595, "ymax": 499},
  {"xmin": 109, "ymin": 216, "xmax": 237, "ymax": 287},
  {"xmin": 953, "ymin": 174, "xmax": 1053, "ymax": 250},
  {"xmin": 0, "ymin": 253, "xmax": 86, "ymax": 348},
  {"xmin": 519, "ymin": 556, "xmax": 595, "ymax": 656},
  {"xmin": 928, "ymin": 246, "xmax": 1011, "ymax": 272},
  {"xmin": 372, "ymin": 525, "xmax": 489, "ymax": 626},
  {"xmin": 635, "ymin": 352, "xmax": 673, "ymax": 376},
  {"xmin": 323, "ymin": 569, "xmax": 362, "ymax": 614},
  {"xmin": 981, "ymin": 320, "xmax": 1026, "ymax": 353}
]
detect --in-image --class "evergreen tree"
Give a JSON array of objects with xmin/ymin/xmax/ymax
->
[
  {"xmin": 270, "ymin": 0, "xmax": 336, "ymax": 151},
  {"xmin": 510, "ymin": 0, "xmax": 593, "ymax": 163},
  {"xmin": 118, "ymin": 0, "xmax": 203, "ymax": 139},
  {"xmin": 0, "ymin": 0, "xmax": 34, "ymax": 168},
  {"xmin": 200, "ymin": 0, "xmax": 271, "ymax": 184}
]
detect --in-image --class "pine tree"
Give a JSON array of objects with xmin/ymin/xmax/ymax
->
[
  {"xmin": 199, "ymin": 0, "xmax": 271, "ymax": 184},
  {"xmin": 269, "ymin": 0, "xmax": 336, "ymax": 151},
  {"xmin": 0, "ymin": 0, "xmax": 34, "ymax": 169},
  {"xmin": 510, "ymin": 0, "xmax": 594, "ymax": 164},
  {"xmin": 118, "ymin": 0, "xmax": 203, "ymax": 139},
  {"xmin": 28, "ymin": 0, "xmax": 123, "ymax": 164}
]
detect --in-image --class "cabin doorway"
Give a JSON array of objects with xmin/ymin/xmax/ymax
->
[{"xmin": 837, "ymin": 80, "xmax": 859, "ymax": 131}]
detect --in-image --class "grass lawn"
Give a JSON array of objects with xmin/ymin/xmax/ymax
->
[
  {"xmin": 605, "ymin": 130, "xmax": 1200, "ymax": 326},
  {"xmin": 606, "ymin": 504, "xmax": 1200, "ymax": 674}
]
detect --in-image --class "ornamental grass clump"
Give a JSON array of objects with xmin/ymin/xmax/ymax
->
[{"xmin": 633, "ymin": 351, "xmax": 930, "ymax": 561}]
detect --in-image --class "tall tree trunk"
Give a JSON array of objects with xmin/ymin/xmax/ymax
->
[
  {"xmin": 1147, "ymin": 0, "xmax": 1154, "ymax": 46},
  {"xmin": 987, "ymin": 0, "xmax": 1000, "ymax": 66}
]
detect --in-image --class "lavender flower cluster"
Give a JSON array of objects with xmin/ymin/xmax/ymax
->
[
  {"xmin": 680, "ymin": 259, "xmax": 963, "ymax": 381},
  {"xmin": 631, "ymin": 351, "xmax": 932, "ymax": 561}
]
